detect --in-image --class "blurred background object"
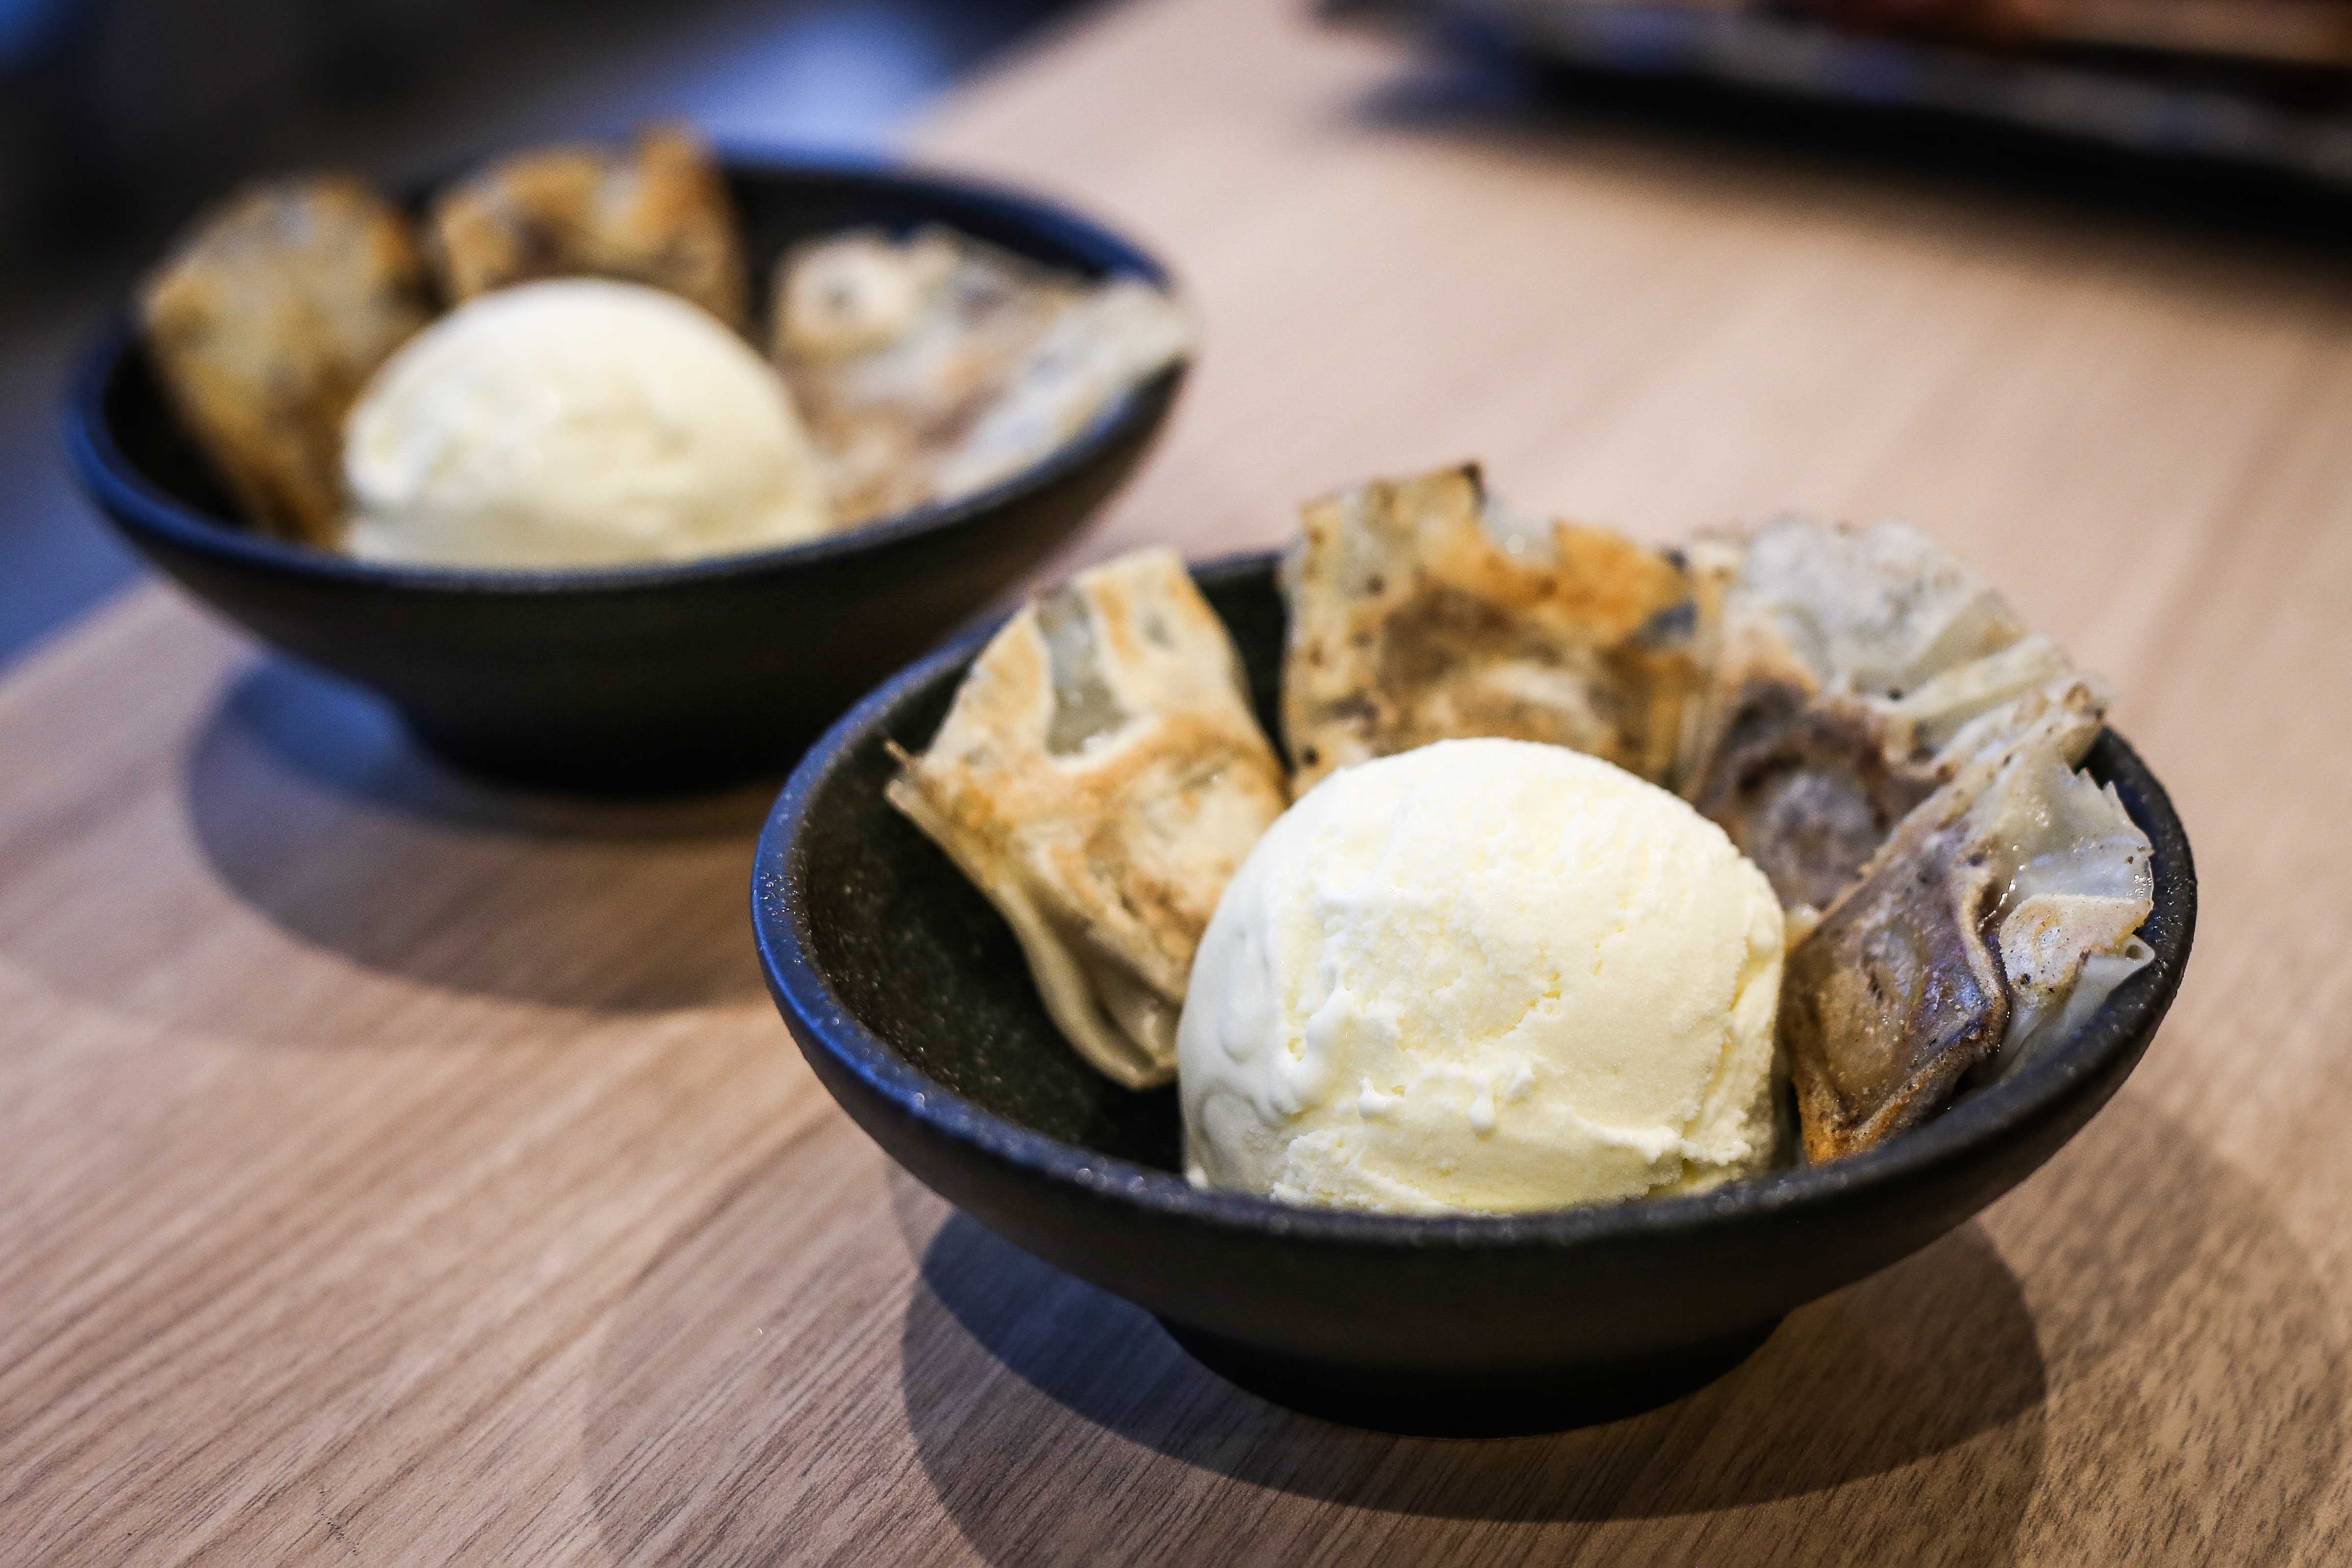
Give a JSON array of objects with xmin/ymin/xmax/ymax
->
[
  {"xmin": 16, "ymin": 0, "xmax": 2351, "ymax": 669},
  {"xmin": 0, "ymin": 0, "xmax": 1089, "ymax": 664},
  {"xmin": 1331, "ymin": 0, "xmax": 2352, "ymax": 194}
]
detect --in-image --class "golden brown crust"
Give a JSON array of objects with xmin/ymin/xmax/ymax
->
[
  {"xmin": 885, "ymin": 548, "xmax": 1286, "ymax": 1089},
  {"xmin": 139, "ymin": 176, "xmax": 432, "ymax": 545},
  {"xmin": 425, "ymin": 124, "xmax": 749, "ymax": 329},
  {"xmin": 1279, "ymin": 464, "xmax": 1703, "ymax": 794}
]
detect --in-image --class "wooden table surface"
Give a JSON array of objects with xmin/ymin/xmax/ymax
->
[{"xmin": 8, "ymin": 0, "xmax": 2352, "ymax": 1562}]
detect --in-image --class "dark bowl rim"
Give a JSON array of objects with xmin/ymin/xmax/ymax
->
[
  {"xmin": 61, "ymin": 147, "xmax": 1183, "ymax": 600},
  {"xmin": 752, "ymin": 550, "xmax": 2197, "ymax": 1251}
]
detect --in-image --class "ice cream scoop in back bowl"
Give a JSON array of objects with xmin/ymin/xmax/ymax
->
[
  {"xmin": 65, "ymin": 146, "xmax": 1186, "ymax": 790},
  {"xmin": 751, "ymin": 553, "xmax": 2196, "ymax": 1436}
]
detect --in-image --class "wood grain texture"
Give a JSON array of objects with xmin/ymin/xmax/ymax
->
[{"xmin": 6, "ymin": 0, "xmax": 2352, "ymax": 1562}]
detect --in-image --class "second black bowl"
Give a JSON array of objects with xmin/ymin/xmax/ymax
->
[
  {"xmin": 65, "ymin": 154, "xmax": 1185, "ymax": 790},
  {"xmin": 753, "ymin": 554, "xmax": 2197, "ymax": 1436}
]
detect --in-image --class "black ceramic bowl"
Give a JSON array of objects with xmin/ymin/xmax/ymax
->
[
  {"xmin": 64, "ymin": 154, "xmax": 1185, "ymax": 790},
  {"xmin": 753, "ymin": 555, "xmax": 2196, "ymax": 1436}
]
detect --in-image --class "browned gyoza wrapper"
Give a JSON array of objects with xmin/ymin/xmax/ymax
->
[
  {"xmin": 886, "ymin": 548, "xmax": 1286, "ymax": 1090},
  {"xmin": 884, "ymin": 458, "xmax": 2154, "ymax": 1168},
  {"xmin": 139, "ymin": 177, "xmax": 434, "ymax": 546},
  {"xmin": 1681, "ymin": 516, "xmax": 2100, "ymax": 912},
  {"xmin": 1781, "ymin": 684, "xmax": 2152, "ymax": 1161},
  {"xmin": 425, "ymin": 124, "xmax": 750, "ymax": 330},
  {"xmin": 770, "ymin": 228, "xmax": 1082, "ymax": 528},
  {"xmin": 1279, "ymin": 463, "xmax": 1705, "ymax": 795},
  {"xmin": 768, "ymin": 227, "xmax": 1187, "ymax": 531}
]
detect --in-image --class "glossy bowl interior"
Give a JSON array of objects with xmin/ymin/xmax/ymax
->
[
  {"xmin": 66, "ymin": 154, "xmax": 1185, "ymax": 790},
  {"xmin": 753, "ymin": 554, "xmax": 2196, "ymax": 1435}
]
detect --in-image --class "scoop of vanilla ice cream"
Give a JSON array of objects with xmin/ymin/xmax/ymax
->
[
  {"xmin": 343, "ymin": 278, "xmax": 831, "ymax": 568},
  {"xmin": 1178, "ymin": 738, "xmax": 1785, "ymax": 1214}
]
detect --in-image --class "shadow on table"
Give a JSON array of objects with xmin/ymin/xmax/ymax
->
[
  {"xmin": 889, "ymin": 1092, "xmax": 2343, "ymax": 1565},
  {"xmin": 175, "ymin": 659, "xmax": 776, "ymax": 1017},
  {"xmin": 896, "ymin": 1213, "xmax": 2045, "ymax": 1540},
  {"xmin": 578, "ymin": 1086, "xmax": 2342, "ymax": 1566}
]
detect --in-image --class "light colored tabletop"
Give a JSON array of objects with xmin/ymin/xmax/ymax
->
[{"xmin": 7, "ymin": 0, "xmax": 2351, "ymax": 1562}]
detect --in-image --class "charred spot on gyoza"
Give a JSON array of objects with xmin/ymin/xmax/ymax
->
[
  {"xmin": 1679, "ymin": 517, "xmax": 2107, "ymax": 919},
  {"xmin": 1779, "ymin": 688, "xmax": 2153, "ymax": 1162},
  {"xmin": 1782, "ymin": 810, "xmax": 2008, "ymax": 1162},
  {"xmin": 1692, "ymin": 681, "xmax": 1942, "ymax": 911}
]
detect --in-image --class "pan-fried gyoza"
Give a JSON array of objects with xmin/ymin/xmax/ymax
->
[
  {"xmin": 139, "ymin": 123, "xmax": 1195, "ymax": 569},
  {"xmin": 1278, "ymin": 464, "xmax": 1705, "ymax": 794},
  {"xmin": 1680, "ymin": 516, "xmax": 2107, "ymax": 912},
  {"xmin": 889, "ymin": 462, "xmax": 2157, "ymax": 1174},
  {"xmin": 140, "ymin": 177, "xmax": 433, "ymax": 546},
  {"xmin": 886, "ymin": 549, "xmax": 1285, "ymax": 1090},
  {"xmin": 1778, "ymin": 685, "xmax": 2152, "ymax": 1161},
  {"xmin": 771, "ymin": 227, "xmax": 1189, "ymax": 529},
  {"xmin": 425, "ymin": 124, "xmax": 751, "ymax": 330}
]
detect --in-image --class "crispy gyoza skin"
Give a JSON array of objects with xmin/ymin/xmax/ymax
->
[
  {"xmin": 886, "ymin": 548, "xmax": 1286, "ymax": 1090},
  {"xmin": 1782, "ymin": 684, "xmax": 2150, "ymax": 1162},
  {"xmin": 773, "ymin": 227, "xmax": 1186, "ymax": 526},
  {"xmin": 771, "ymin": 227, "xmax": 1079, "ymax": 526},
  {"xmin": 1780, "ymin": 795, "xmax": 2009, "ymax": 1163},
  {"xmin": 1279, "ymin": 464, "xmax": 1704, "ymax": 794},
  {"xmin": 426, "ymin": 124, "xmax": 749, "ymax": 330},
  {"xmin": 775, "ymin": 227, "xmax": 1115, "ymax": 527},
  {"xmin": 1684, "ymin": 517, "xmax": 2097, "ymax": 911},
  {"xmin": 139, "ymin": 176, "xmax": 433, "ymax": 545},
  {"xmin": 1686, "ymin": 647, "xmax": 1945, "ymax": 914},
  {"xmin": 926, "ymin": 276, "xmax": 1189, "ymax": 503}
]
